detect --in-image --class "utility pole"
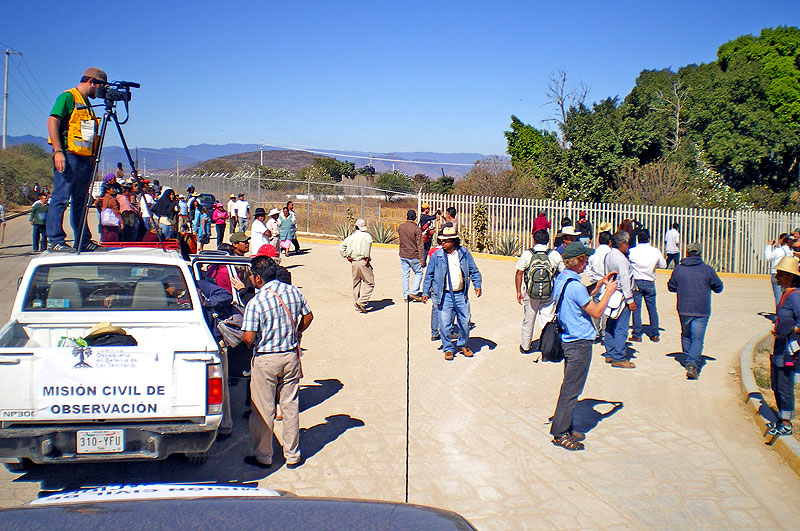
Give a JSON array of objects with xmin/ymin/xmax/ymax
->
[
  {"xmin": 259, "ymin": 138, "xmax": 263, "ymax": 166},
  {"xmin": 2, "ymin": 49, "xmax": 22, "ymax": 150}
]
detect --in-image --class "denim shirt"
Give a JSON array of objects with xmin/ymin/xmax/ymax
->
[{"xmin": 422, "ymin": 246, "xmax": 482, "ymax": 306}]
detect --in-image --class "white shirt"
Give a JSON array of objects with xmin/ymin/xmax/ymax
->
[
  {"xmin": 765, "ymin": 244, "xmax": 793, "ymax": 274},
  {"xmin": 250, "ymin": 218, "xmax": 268, "ymax": 254},
  {"xmin": 515, "ymin": 244, "xmax": 564, "ymax": 273},
  {"xmin": 226, "ymin": 199, "xmax": 237, "ymax": 217},
  {"xmin": 139, "ymin": 193, "xmax": 154, "ymax": 218},
  {"xmin": 234, "ymin": 199, "xmax": 250, "ymax": 218},
  {"xmin": 446, "ymin": 250, "xmax": 464, "ymax": 291},
  {"xmin": 629, "ymin": 242, "xmax": 667, "ymax": 281},
  {"xmin": 586, "ymin": 244, "xmax": 611, "ymax": 282},
  {"xmin": 664, "ymin": 228, "xmax": 680, "ymax": 254},
  {"xmin": 266, "ymin": 217, "xmax": 280, "ymax": 244}
]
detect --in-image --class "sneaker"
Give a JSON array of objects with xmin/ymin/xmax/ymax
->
[
  {"xmin": 49, "ymin": 242, "xmax": 74, "ymax": 252},
  {"xmin": 686, "ymin": 364, "xmax": 699, "ymax": 380},
  {"xmin": 80, "ymin": 240, "xmax": 100, "ymax": 252},
  {"xmin": 611, "ymin": 360, "xmax": 636, "ymax": 369},
  {"xmin": 354, "ymin": 303, "xmax": 367, "ymax": 313}
]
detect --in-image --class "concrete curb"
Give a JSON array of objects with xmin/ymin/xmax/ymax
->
[{"xmin": 740, "ymin": 331, "xmax": 800, "ymax": 477}]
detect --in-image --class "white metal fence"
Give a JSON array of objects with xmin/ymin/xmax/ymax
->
[{"xmin": 419, "ymin": 193, "xmax": 800, "ymax": 275}]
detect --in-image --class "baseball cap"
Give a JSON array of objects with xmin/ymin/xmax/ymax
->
[
  {"xmin": 229, "ymin": 232, "xmax": 250, "ymax": 244},
  {"xmin": 355, "ymin": 219, "xmax": 367, "ymax": 231},
  {"xmin": 83, "ymin": 67, "xmax": 107, "ymax": 83},
  {"xmin": 562, "ymin": 242, "xmax": 595, "ymax": 259},
  {"xmin": 255, "ymin": 244, "xmax": 278, "ymax": 258},
  {"xmin": 687, "ymin": 242, "xmax": 703, "ymax": 255},
  {"xmin": 421, "ymin": 203, "xmax": 431, "ymax": 209}
]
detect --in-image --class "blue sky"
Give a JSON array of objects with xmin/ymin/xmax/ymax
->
[{"xmin": 1, "ymin": 1, "xmax": 798, "ymax": 157}]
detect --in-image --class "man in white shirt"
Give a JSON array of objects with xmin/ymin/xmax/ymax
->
[
  {"xmin": 235, "ymin": 193, "xmax": 250, "ymax": 230},
  {"xmin": 265, "ymin": 208, "xmax": 281, "ymax": 249},
  {"xmin": 138, "ymin": 183, "xmax": 155, "ymax": 231},
  {"xmin": 514, "ymin": 229, "xmax": 564, "ymax": 354},
  {"xmin": 249, "ymin": 208, "xmax": 268, "ymax": 255},
  {"xmin": 664, "ymin": 223, "xmax": 680, "ymax": 269},
  {"xmin": 586, "ymin": 230, "xmax": 613, "ymax": 340},
  {"xmin": 765, "ymin": 233, "xmax": 794, "ymax": 309},
  {"xmin": 226, "ymin": 194, "xmax": 238, "ymax": 233},
  {"xmin": 339, "ymin": 219, "xmax": 375, "ymax": 313},
  {"xmin": 629, "ymin": 229, "xmax": 666, "ymax": 342}
]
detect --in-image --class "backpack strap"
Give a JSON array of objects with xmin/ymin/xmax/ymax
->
[{"xmin": 553, "ymin": 277, "xmax": 578, "ymax": 321}]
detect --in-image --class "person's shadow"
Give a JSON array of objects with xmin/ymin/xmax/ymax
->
[
  {"xmin": 572, "ymin": 399, "xmax": 624, "ymax": 433},
  {"xmin": 299, "ymin": 415, "xmax": 366, "ymax": 461},
  {"xmin": 366, "ymin": 299, "xmax": 394, "ymax": 312},
  {"xmin": 666, "ymin": 352, "xmax": 716, "ymax": 372},
  {"xmin": 466, "ymin": 336, "xmax": 497, "ymax": 354},
  {"xmin": 300, "ymin": 378, "xmax": 344, "ymax": 412},
  {"xmin": 758, "ymin": 311, "xmax": 777, "ymax": 323}
]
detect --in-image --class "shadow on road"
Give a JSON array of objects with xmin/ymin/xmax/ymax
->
[
  {"xmin": 666, "ymin": 351, "xmax": 717, "ymax": 372},
  {"xmin": 366, "ymin": 298, "xmax": 394, "ymax": 312},
  {"xmin": 573, "ymin": 398, "xmax": 624, "ymax": 434},
  {"xmin": 14, "ymin": 376, "xmax": 363, "ymax": 493},
  {"xmin": 467, "ymin": 336, "xmax": 497, "ymax": 354}
]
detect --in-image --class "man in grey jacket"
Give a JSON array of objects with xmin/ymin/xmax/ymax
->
[{"xmin": 604, "ymin": 231, "xmax": 637, "ymax": 368}]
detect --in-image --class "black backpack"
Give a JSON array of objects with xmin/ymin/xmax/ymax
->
[{"xmin": 525, "ymin": 249, "xmax": 554, "ymax": 299}]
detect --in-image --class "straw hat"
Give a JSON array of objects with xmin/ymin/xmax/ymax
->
[
  {"xmin": 598, "ymin": 222, "xmax": 613, "ymax": 232},
  {"xmin": 559, "ymin": 225, "xmax": 582, "ymax": 236},
  {"xmin": 438, "ymin": 226, "xmax": 459, "ymax": 240},
  {"xmin": 776, "ymin": 256, "xmax": 800, "ymax": 277},
  {"xmin": 85, "ymin": 322, "xmax": 127, "ymax": 338}
]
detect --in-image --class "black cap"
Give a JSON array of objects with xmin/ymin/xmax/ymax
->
[{"xmin": 407, "ymin": 209, "xmax": 417, "ymax": 220}]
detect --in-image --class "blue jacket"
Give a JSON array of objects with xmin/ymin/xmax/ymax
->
[
  {"xmin": 422, "ymin": 246, "xmax": 482, "ymax": 306},
  {"xmin": 667, "ymin": 255, "xmax": 723, "ymax": 317}
]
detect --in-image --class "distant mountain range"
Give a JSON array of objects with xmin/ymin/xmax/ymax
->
[{"xmin": 5, "ymin": 135, "xmax": 505, "ymax": 178}]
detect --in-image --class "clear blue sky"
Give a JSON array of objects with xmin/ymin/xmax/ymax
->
[{"xmin": 1, "ymin": 1, "xmax": 798, "ymax": 157}]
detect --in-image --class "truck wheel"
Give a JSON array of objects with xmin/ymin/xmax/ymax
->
[
  {"xmin": 4, "ymin": 459, "xmax": 32, "ymax": 472},
  {"xmin": 186, "ymin": 453, "xmax": 208, "ymax": 466}
]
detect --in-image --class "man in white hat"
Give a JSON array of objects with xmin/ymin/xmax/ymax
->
[
  {"xmin": 265, "ymin": 208, "xmax": 281, "ymax": 250},
  {"xmin": 555, "ymin": 226, "xmax": 581, "ymax": 255},
  {"xmin": 339, "ymin": 219, "xmax": 374, "ymax": 313},
  {"xmin": 421, "ymin": 226, "xmax": 482, "ymax": 361}
]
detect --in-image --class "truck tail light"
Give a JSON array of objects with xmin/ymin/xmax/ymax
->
[{"xmin": 207, "ymin": 363, "xmax": 223, "ymax": 415}]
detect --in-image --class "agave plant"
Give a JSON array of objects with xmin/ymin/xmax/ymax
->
[
  {"xmin": 334, "ymin": 222, "xmax": 353, "ymax": 240},
  {"xmin": 370, "ymin": 222, "xmax": 398, "ymax": 244},
  {"xmin": 492, "ymin": 235, "xmax": 520, "ymax": 256}
]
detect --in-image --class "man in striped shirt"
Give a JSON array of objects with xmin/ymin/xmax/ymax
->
[{"xmin": 242, "ymin": 256, "xmax": 313, "ymax": 469}]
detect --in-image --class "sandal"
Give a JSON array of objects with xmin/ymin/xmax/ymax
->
[
  {"xmin": 460, "ymin": 347, "xmax": 474, "ymax": 358},
  {"xmin": 570, "ymin": 431, "xmax": 586, "ymax": 441},
  {"xmin": 444, "ymin": 351, "xmax": 454, "ymax": 361},
  {"xmin": 552, "ymin": 433, "xmax": 584, "ymax": 451}
]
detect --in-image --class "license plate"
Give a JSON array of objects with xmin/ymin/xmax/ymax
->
[{"xmin": 76, "ymin": 429, "xmax": 124, "ymax": 454}]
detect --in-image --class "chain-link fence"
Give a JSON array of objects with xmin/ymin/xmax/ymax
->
[{"xmin": 157, "ymin": 171, "xmax": 417, "ymax": 240}]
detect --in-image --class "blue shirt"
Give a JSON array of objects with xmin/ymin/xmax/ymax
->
[{"xmin": 553, "ymin": 270, "xmax": 595, "ymax": 342}]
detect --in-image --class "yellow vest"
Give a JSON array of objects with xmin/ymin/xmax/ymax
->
[{"xmin": 49, "ymin": 88, "xmax": 99, "ymax": 157}]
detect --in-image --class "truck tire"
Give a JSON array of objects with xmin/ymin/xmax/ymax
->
[{"xmin": 185, "ymin": 453, "xmax": 208, "ymax": 466}]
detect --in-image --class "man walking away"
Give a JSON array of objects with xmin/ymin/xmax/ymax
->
[
  {"xmin": 515, "ymin": 229, "xmax": 564, "ymax": 354},
  {"xmin": 287, "ymin": 201, "xmax": 301, "ymax": 253},
  {"xmin": 604, "ymin": 231, "xmax": 637, "ymax": 368},
  {"xmin": 339, "ymin": 219, "xmax": 375, "ymax": 313},
  {"xmin": 550, "ymin": 243, "xmax": 618, "ymax": 451},
  {"xmin": 667, "ymin": 243, "xmax": 723, "ymax": 380},
  {"xmin": 46, "ymin": 67, "xmax": 107, "ymax": 252},
  {"xmin": 399, "ymin": 210, "xmax": 426, "ymax": 302},
  {"xmin": 242, "ymin": 257, "xmax": 313, "ymax": 469},
  {"xmin": 629, "ymin": 229, "xmax": 666, "ymax": 342},
  {"xmin": 665, "ymin": 223, "xmax": 681, "ymax": 269},
  {"xmin": 30, "ymin": 192, "xmax": 49, "ymax": 252}
]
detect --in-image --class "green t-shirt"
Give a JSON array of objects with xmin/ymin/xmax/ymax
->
[
  {"xmin": 50, "ymin": 91, "xmax": 76, "ymax": 148},
  {"xmin": 30, "ymin": 202, "xmax": 48, "ymax": 225}
]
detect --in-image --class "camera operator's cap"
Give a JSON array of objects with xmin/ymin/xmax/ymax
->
[
  {"xmin": 687, "ymin": 242, "xmax": 703, "ymax": 255},
  {"xmin": 268, "ymin": 207, "xmax": 280, "ymax": 216},
  {"xmin": 598, "ymin": 222, "xmax": 613, "ymax": 232},
  {"xmin": 83, "ymin": 67, "xmax": 107, "ymax": 84},
  {"xmin": 776, "ymin": 256, "xmax": 800, "ymax": 277},
  {"xmin": 254, "ymin": 207, "xmax": 266, "ymax": 217},
  {"xmin": 229, "ymin": 231, "xmax": 250, "ymax": 244},
  {"xmin": 438, "ymin": 226, "xmax": 459, "ymax": 240},
  {"xmin": 562, "ymin": 242, "xmax": 595, "ymax": 259},
  {"xmin": 421, "ymin": 203, "xmax": 430, "ymax": 209},
  {"xmin": 355, "ymin": 219, "xmax": 368, "ymax": 231}
]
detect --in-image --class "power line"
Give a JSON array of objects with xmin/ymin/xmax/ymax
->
[
  {"xmin": 10, "ymin": 62, "xmax": 50, "ymax": 115},
  {"xmin": 19, "ymin": 54, "xmax": 52, "ymax": 106}
]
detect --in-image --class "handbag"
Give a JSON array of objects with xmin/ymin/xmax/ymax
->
[
  {"xmin": 100, "ymin": 207, "xmax": 119, "ymax": 227},
  {"xmin": 602, "ymin": 288, "xmax": 625, "ymax": 319},
  {"xmin": 540, "ymin": 278, "xmax": 577, "ymax": 363}
]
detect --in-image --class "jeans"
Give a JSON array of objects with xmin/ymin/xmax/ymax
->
[
  {"xmin": 438, "ymin": 291, "xmax": 470, "ymax": 354},
  {"xmin": 771, "ymin": 360, "xmax": 797, "ymax": 420},
  {"xmin": 215, "ymin": 223, "xmax": 225, "ymax": 246},
  {"xmin": 631, "ymin": 280, "xmax": 659, "ymax": 339},
  {"xmin": 679, "ymin": 314, "xmax": 709, "ymax": 367},
  {"xmin": 550, "ymin": 339, "xmax": 592, "ymax": 436},
  {"xmin": 32, "ymin": 224, "xmax": 47, "ymax": 251},
  {"xmin": 160, "ymin": 222, "xmax": 175, "ymax": 239},
  {"xmin": 46, "ymin": 152, "xmax": 93, "ymax": 247},
  {"xmin": 771, "ymin": 274, "xmax": 783, "ymax": 311},
  {"xmin": 604, "ymin": 305, "xmax": 631, "ymax": 361},
  {"xmin": 430, "ymin": 296, "xmax": 439, "ymax": 337},
  {"xmin": 666, "ymin": 253, "xmax": 679, "ymax": 269},
  {"xmin": 400, "ymin": 258, "xmax": 423, "ymax": 298},
  {"xmin": 238, "ymin": 217, "xmax": 248, "ymax": 231}
]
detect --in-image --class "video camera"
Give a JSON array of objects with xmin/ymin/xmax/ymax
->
[{"xmin": 96, "ymin": 80, "xmax": 140, "ymax": 103}]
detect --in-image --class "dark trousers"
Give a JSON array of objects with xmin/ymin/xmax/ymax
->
[
  {"xmin": 215, "ymin": 223, "xmax": 225, "ymax": 246},
  {"xmin": 550, "ymin": 339, "xmax": 593, "ymax": 436},
  {"xmin": 46, "ymin": 152, "xmax": 93, "ymax": 247},
  {"xmin": 771, "ymin": 360, "xmax": 796, "ymax": 420},
  {"xmin": 631, "ymin": 280, "xmax": 658, "ymax": 339},
  {"xmin": 291, "ymin": 237, "xmax": 301, "ymax": 252},
  {"xmin": 666, "ymin": 253, "xmax": 679, "ymax": 269},
  {"xmin": 32, "ymin": 224, "xmax": 47, "ymax": 251}
]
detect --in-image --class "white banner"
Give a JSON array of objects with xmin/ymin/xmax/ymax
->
[{"xmin": 33, "ymin": 347, "xmax": 174, "ymax": 420}]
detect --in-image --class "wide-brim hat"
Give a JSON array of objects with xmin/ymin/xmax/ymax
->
[
  {"xmin": 559, "ymin": 225, "xmax": 582, "ymax": 236},
  {"xmin": 268, "ymin": 208, "xmax": 280, "ymax": 216},
  {"xmin": 229, "ymin": 194, "xmax": 236, "ymax": 198},
  {"xmin": 598, "ymin": 222, "xmax": 613, "ymax": 232},
  {"xmin": 85, "ymin": 322, "xmax": 126, "ymax": 338},
  {"xmin": 254, "ymin": 207, "xmax": 267, "ymax": 217},
  {"xmin": 776, "ymin": 256, "xmax": 800, "ymax": 276},
  {"xmin": 438, "ymin": 226, "xmax": 459, "ymax": 240}
]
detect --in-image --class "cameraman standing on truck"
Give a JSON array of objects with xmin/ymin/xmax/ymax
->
[{"xmin": 46, "ymin": 67, "xmax": 107, "ymax": 252}]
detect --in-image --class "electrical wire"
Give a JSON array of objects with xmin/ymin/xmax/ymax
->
[{"xmin": 260, "ymin": 139, "xmax": 478, "ymax": 166}]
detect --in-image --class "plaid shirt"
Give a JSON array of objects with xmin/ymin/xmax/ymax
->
[{"xmin": 242, "ymin": 280, "xmax": 311, "ymax": 354}]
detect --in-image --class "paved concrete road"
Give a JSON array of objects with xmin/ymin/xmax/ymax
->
[{"xmin": 1, "ymin": 212, "xmax": 798, "ymax": 529}]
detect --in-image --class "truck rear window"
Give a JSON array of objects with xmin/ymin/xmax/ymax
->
[{"xmin": 23, "ymin": 263, "xmax": 193, "ymax": 311}]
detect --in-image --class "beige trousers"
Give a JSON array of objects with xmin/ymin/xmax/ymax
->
[
  {"xmin": 249, "ymin": 351, "xmax": 301, "ymax": 464},
  {"xmin": 351, "ymin": 259, "xmax": 375, "ymax": 306}
]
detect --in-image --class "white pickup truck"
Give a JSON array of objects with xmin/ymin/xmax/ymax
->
[{"xmin": 0, "ymin": 248, "xmax": 229, "ymax": 469}]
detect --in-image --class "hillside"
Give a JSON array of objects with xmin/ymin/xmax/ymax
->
[{"xmin": 188, "ymin": 150, "xmax": 320, "ymax": 173}]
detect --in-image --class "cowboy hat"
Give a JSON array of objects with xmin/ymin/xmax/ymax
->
[
  {"xmin": 559, "ymin": 226, "xmax": 582, "ymax": 236},
  {"xmin": 268, "ymin": 207, "xmax": 280, "ymax": 216},
  {"xmin": 776, "ymin": 256, "xmax": 800, "ymax": 276},
  {"xmin": 598, "ymin": 222, "xmax": 612, "ymax": 232},
  {"xmin": 438, "ymin": 226, "xmax": 459, "ymax": 240},
  {"xmin": 85, "ymin": 322, "xmax": 127, "ymax": 338}
]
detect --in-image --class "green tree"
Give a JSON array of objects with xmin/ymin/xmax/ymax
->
[
  {"xmin": 504, "ymin": 115, "xmax": 559, "ymax": 168},
  {"xmin": 375, "ymin": 170, "xmax": 413, "ymax": 201},
  {"xmin": 0, "ymin": 144, "xmax": 53, "ymax": 205},
  {"xmin": 312, "ymin": 157, "xmax": 355, "ymax": 181}
]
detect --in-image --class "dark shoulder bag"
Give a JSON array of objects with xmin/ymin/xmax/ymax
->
[{"xmin": 539, "ymin": 278, "xmax": 577, "ymax": 363}]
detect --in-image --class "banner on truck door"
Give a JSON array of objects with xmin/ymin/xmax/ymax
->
[{"xmin": 33, "ymin": 348, "xmax": 174, "ymax": 420}]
